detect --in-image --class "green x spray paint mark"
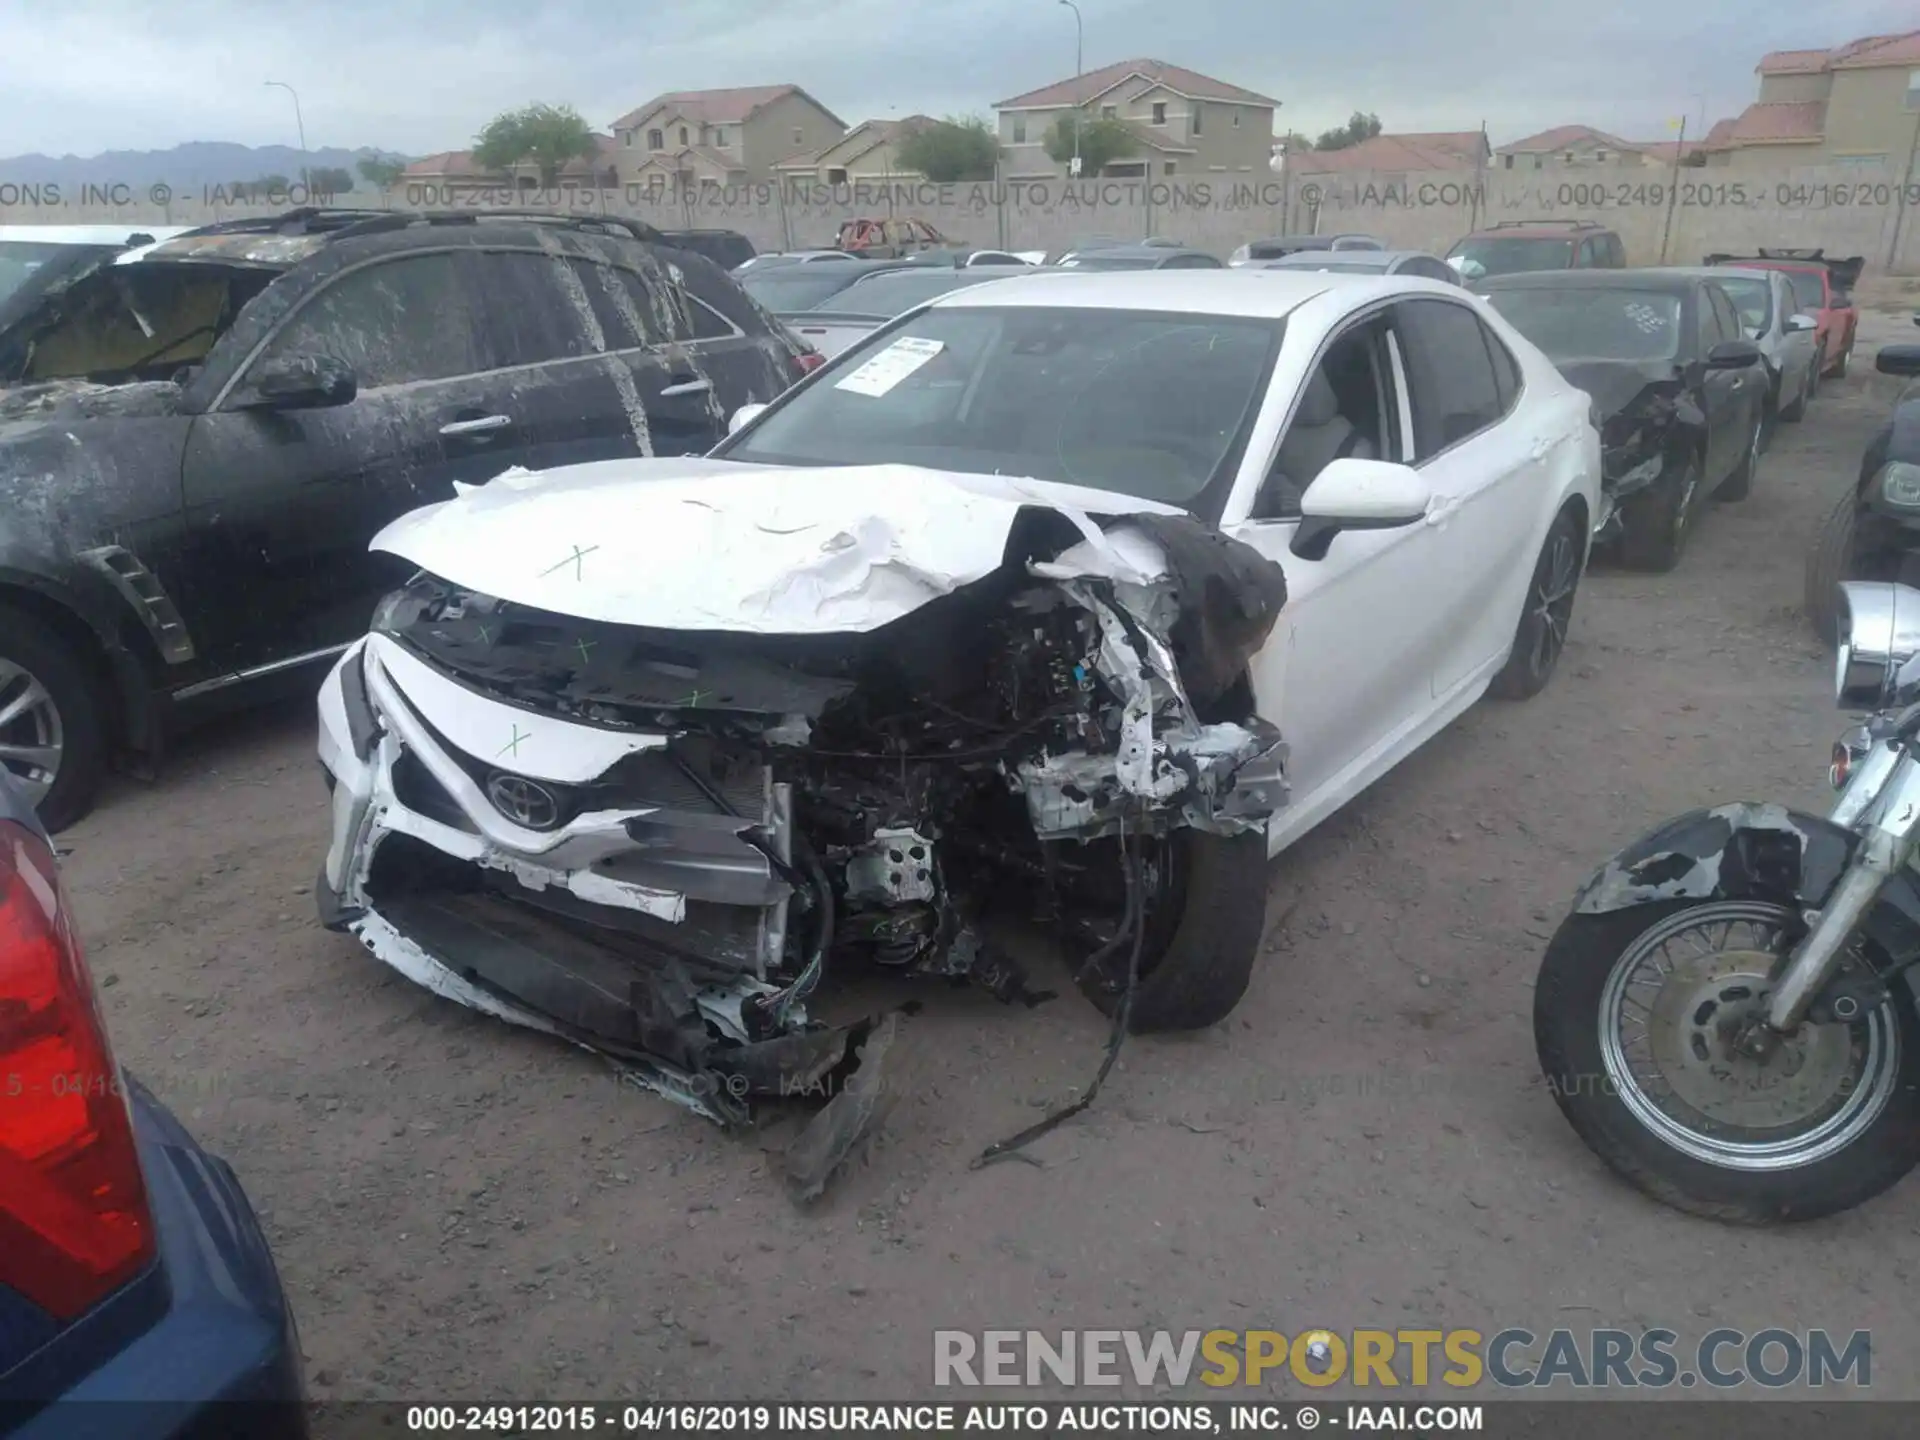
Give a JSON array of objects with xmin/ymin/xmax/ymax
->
[
  {"xmin": 498, "ymin": 724, "xmax": 530, "ymax": 759},
  {"xmin": 541, "ymin": 544, "xmax": 601, "ymax": 580}
]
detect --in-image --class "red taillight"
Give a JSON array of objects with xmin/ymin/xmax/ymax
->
[
  {"xmin": 795, "ymin": 350, "xmax": 826, "ymax": 376},
  {"xmin": 0, "ymin": 820, "xmax": 153, "ymax": 1318}
]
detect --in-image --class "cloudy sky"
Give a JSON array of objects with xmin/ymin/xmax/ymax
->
[{"xmin": 2, "ymin": 0, "xmax": 1914, "ymax": 158}]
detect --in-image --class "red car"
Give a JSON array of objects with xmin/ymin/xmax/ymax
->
[{"xmin": 1704, "ymin": 248, "xmax": 1862, "ymax": 379}]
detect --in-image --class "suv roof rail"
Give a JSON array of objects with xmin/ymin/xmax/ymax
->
[
  {"xmin": 1485, "ymin": 218, "xmax": 1607, "ymax": 231},
  {"xmin": 154, "ymin": 206, "xmax": 668, "ymax": 246}
]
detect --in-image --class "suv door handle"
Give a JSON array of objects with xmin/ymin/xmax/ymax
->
[
  {"xmin": 440, "ymin": 414, "xmax": 513, "ymax": 438},
  {"xmin": 659, "ymin": 376, "xmax": 712, "ymax": 398}
]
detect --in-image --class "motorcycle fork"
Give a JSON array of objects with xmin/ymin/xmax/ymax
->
[{"xmin": 1765, "ymin": 752, "xmax": 1920, "ymax": 1035}]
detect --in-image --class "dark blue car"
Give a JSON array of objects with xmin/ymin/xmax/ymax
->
[{"xmin": 0, "ymin": 775, "xmax": 305, "ymax": 1437}]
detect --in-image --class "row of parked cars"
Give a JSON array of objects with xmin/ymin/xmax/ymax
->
[{"xmin": 0, "ymin": 206, "xmax": 1871, "ymax": 1426}]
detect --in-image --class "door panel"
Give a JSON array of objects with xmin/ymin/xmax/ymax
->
[{"xmin": 174, "ymin": 251, "xmax": 538, "ymax": 673}]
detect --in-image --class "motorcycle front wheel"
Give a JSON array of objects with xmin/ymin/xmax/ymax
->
[{"xmin": 1535, "ymin": 898, "xmax": 1920, "ymax": 1223}]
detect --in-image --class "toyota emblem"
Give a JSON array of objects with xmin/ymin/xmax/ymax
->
[{"xmin": 486, "ymin": 772, "xmax": 560, "ymax": 830}]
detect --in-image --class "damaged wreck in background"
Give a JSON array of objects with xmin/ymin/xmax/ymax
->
[{"xmin": 316, "ymin": 460, "xmax": 1290, "ymax": 1196}]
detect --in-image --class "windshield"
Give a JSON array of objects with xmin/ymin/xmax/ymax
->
[
  {"xmin": 822, "ymin": 271, "xmax": 1002, "ymax": 318},
  {"xmin": 1062, "ymin": 254, "xmax": 1161, "ymax": 271},
  {"xmin": 0, "ymin": 241, "xmax": 111, "ymax": 309},
  {"xmin": 1715, "ymin": 276, "xmax": 1772, "ymax": 335},
  {"xmin": 1446, "ymin": 236, "xmax": 1575, "ymax": 279},
  {"xmin": 719, "ymin": 305, "xmax": 1284, "ymax": 513},
  {"xmin": 1484, "ymin": 288, "xmax": 1683, "ymax": 363},
  {"xmin": 737, "ymin": 266, "xmax": 869, "ymax": 312}
]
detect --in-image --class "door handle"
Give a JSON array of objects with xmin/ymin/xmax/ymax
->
[
  {"xmin": 659, "ymin": 377, "xmax": 712, "ymax": 398},
  {"xmin": 439, "ymin": 414, "xmax": 513, "ymax": 438}
]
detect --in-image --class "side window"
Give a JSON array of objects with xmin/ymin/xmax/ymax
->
[
  {"xmin": 471, "ymin": 251, "xmax": 595, "ymax": 368},
  {"xmin": 565, "ymin": 258, "xmax": 675, "ymax": 351},
  {"xmin": 1393, "ymin": 299, "xmax": 1506, "ymax": 459},
  {"xmin": 1708, "ymin": 286, "xmax": 1741, "ymax": 346},
  {"xmin": 1606, "ymin": 235, "xmax": 1626, "ymax": 266},
  {"xmin": 1257, "ymin": 317, "xmax": 1402, "ymax": 520},
  {"xmin": 1575, "ymin": 237, "xmax": 1599, "ymax": 267},
  {"xmin": 682, "ymin": 292, "xmax": 736, "ymax": 341},
  {"xmin": 258, "ymin": 254, "xmax": 482, "ymax": 388},
  {"xmin": 1485, "ymin": 327, "xmax": 1522, "ymax": 409},
  {"xmin": 1695, "ymin": 293, "xmax": 1725, "ymax": 352}
]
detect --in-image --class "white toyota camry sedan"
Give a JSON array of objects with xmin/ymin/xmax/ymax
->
[{"xmin": 314, "ymin": 268, "xmax": 1599, "ymax": 1152}]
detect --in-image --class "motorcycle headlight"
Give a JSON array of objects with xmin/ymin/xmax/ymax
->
[
  {"xmin": 1835, "ymin": 579, "xmax": 1920, "ymax": 708},
  {"xmin": 1879, "ymin": 461, "xmax": 1920, "ymax": 509}
]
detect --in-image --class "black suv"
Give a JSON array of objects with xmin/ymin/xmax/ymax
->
[{"xmin": 0, "ymin": 207, "xmax": 809, "ymax": 829}]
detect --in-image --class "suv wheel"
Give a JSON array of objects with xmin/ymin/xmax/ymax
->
[{"xmin": 0, "ymin": 606, "xmax": 108, "ymax": 832}]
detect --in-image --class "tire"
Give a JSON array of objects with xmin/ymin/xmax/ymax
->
[
  {"xmin": 1780, "ymin": 363, "xmax": 1809, "ymax": 424},
  {"xmin": 1805, "ymin": 489, "xmax": 1859, "ymax": 647},
  {"xmin": 1619, "ymin": 453, "xmax": 1699, "ymax": 572},
  {"xmin": 1806, "ymin": 355, "xmax": 1821, "ymax": 404},
  {"xmin": 1489, "ymin": 505, "xmax": 1584, "ymax": 700},
  {"xmin": 1077, "ymin": 830, "xmax": 1268, "ymax": 1032},
  {"xmin": 1535, "ymin": 899, "xmax": 1920, "ymax": 1223},
  {"xmin": 1717, "ymin": 412, "xmax": 1760, "ymax": 502},
  {"xmin": 1756, "ymin": 382, "xmax": 1779, "ymax": 453},
  {"xmin": 0, "ymin": 605, "xmax": 108, "ymax": 833},
  {"xmin": 1829, "ymin": 332, "xmax": 1852, "ymax": 380}
]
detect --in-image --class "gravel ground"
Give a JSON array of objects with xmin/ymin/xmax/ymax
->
[{"xmin": 53, "ymin": 312, "xmax": 1920, "ymax": 1408}]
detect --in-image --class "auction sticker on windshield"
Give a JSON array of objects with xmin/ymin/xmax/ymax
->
[{"xmin": 836, "ymin": 335, "xmax": 944, "ymax": 397}]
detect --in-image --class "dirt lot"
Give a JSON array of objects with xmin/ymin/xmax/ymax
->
[{"xmin": 56, "ymin": 313, "xmax": 1920, "ymax": 1405}]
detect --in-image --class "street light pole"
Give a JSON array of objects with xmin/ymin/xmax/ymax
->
[
  {"xmin": 264, "ymin": 80, "xmax": 310, "ymax": 194},
  {"xmin": 1058, "ymin": 0, "xmax": 1083, "ymax": 178}
]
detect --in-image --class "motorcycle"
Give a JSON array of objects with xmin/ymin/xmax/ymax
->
[{"xmin": 1534, "ymin": 579, "xmax": 1920, "ymax": 1222}]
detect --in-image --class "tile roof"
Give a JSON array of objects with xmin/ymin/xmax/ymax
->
[
  {"xmin": 1630, "ymin": 139, "xmax": 1705, "ymax": 164},
  {"xmin": 996, "ymin": 57, "xmax": 1277, "ymax": 109},
  {"xmin": 1287, "ymin": 130, "xmax": 1487, "ymax": 173},
  {"xmin": 611, "ymin": 85, "xmax": 845, "ymax": 133},
  {"xmin": 401, "ymin": 149, "xmax": 486, "ymax": 178},
  {"xmin": 1497, "ymin": 124, "xmax": 1635, "ymax": 154},
  {"xmin": 1756, "ymin": 30, "xmax": 1920, "ymax": 74},
  {"xmin": 1724, "ymin": 100, "xmax": 1827, "ymax": 143},
  {"xmin": 1700, "ymin": 117, "xmax": 1739, "ymax": 150},
  {"xmin": 772, "ymin": 115, "xmax": 936, "ymax": 170}
]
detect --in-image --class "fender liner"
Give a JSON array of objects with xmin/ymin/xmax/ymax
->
[{"xmin": 1572, "ymin": 801, "xmax": 1920, "ymax": 968}]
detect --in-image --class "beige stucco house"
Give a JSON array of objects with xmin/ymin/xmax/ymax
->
[
  {"xmin": 1703, "ymin": 30, "xmax": 1920, "ymax": 168},
  {"xmin": 397, "ymin": 134, "xmax": 620, "ymax": 192},
  {"xmin": 610, "ymin": 85, "xmax": 847, "ymax": 186},
  {"xmin": 993, "ymin": 58, "xmax": 1276, "ymax": 180},
  {"xmin": 773, "ymin": 116, "xmax": 935, "ymax": 185},
  {"xmin": 1495, "ymin": 125, "xmax": 1697, "ymax": 170}
]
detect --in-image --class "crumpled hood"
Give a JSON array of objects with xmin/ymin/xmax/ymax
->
[
  {"xmin": 370, "ymin": 457, "xmax": 1189, "ymax": 635},
  {"xmin": 1556, "ymin": 359, "xmax": 1681, "ymax": 423}
]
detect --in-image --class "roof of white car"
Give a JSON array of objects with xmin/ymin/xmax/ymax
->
[
  {"xmin": 927, "ymin": 267, "xmax": 1344, "ymax": 317},
  {"xmin": 0, "ymin": 224, "xmax": 193, "ymax": 245}
]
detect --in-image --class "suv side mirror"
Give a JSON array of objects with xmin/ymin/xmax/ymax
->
[
  {"xmin": 1878, "ymin": 345, "xmax": 1920, "ymax": 377},
  {"xmin": 1706, "ymin": 339, "xmax": 1762, "ymax": 370},
  {"xmin": 1290, "ymin": 458, "xmax": 1432, "ymax": 560},
  {"xmin": 240, "ymin": 354, "xmax": 357, "ymax": 410},
  {"xmin": 1785, "ymin": 313, "xmax": 1819, "ymax": 334}
]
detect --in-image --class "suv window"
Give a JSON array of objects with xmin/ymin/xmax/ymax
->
[
  {"xmin": 1605, "ymin": 234, "xmax": 1626, "ymax": 267},
  {"xmin": 566, "ymin": 257, "xmax": 676, "ymax": 350},
  {"xmin": 1576, "ymin": 237, "xmax": 1600, "ymax": 267},
  {"xmin": 472, "ymin": 251, "xmax": 596, "ymax": 368},
  {"xmin": 1393, "ymin": 299, "xmax": 1509, "ymax": 458},
  {"xmin": 261, "ymin": 253, "xmax": 483, "ymax": 388}
]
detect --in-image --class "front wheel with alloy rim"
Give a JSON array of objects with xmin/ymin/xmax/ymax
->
[
  {"xmin": 1489, "ymin": 506, "xmax": 1583, "ymax": 700},
  {"xmin": 0, "ymin": 606, "xmax": 108, "ymax": 832},
  {"xmin": 1535, "ymin": 898, "xmax": 1920, "ymax": 1222},
  {"xmin": 1620, "ymin": 454, "xmax": 1699, "ymax": 572}
]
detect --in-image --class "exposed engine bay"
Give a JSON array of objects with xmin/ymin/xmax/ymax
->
[{"xmin": 316, "ymin": 465, "xmax": 1289, "ymax": 1198}]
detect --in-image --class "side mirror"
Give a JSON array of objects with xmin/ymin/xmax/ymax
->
[
  {"xmin": 1785, "ymin": 313, "xmax": 1819, "ymax": 334},
  {"xmin": 1706, "ymin": 339, "xmax": 1762, "ymax": 370},
  {"xmin": 1290, "ymin": 458, "xmax": 1432, "ymax": 560},
  {"xmin": 240, "ymin": 353, "xmax": 356, "ymax": 410},
  {"xmin": 1878, "ymin": 345, "xmax": 1920, "ymax": 377},
  {"xmin": 728, "ymin": 402, "xmax": 768, "ymax": 435}
]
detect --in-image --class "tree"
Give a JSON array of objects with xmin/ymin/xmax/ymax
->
[
  {"xmin": 1314, "ymin": 111, "xmax": 1383, "ymax": 152},
  {"xmin": 472, "ymin": 102, "xmax": 601, "ymax": 185},
  {"xmin": 309, "ymin": 165, "xmax": 354, "ymax": 195},
  {"xmin": 896, "ymin": 115, "xmax": 999, "ymax": 182},
  {"xmin": 247, "ymin": 174, "xmax": 292, "ymax": 198},
  {"xmin": 1275, "ymin": 130, "xmax": 1317, "ymax": 156},
  {"xmin": 357, "ymin": 156, "xmax": 407, "ymax": 189},
  {"xmin": 1043, "ymin": 116, "xmax": 1138, "ymax": 177}
]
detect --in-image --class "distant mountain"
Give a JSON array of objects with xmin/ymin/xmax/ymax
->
[{"xmin": 0, "ymin": 143, "xmax": 414, "ymax": 190}]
